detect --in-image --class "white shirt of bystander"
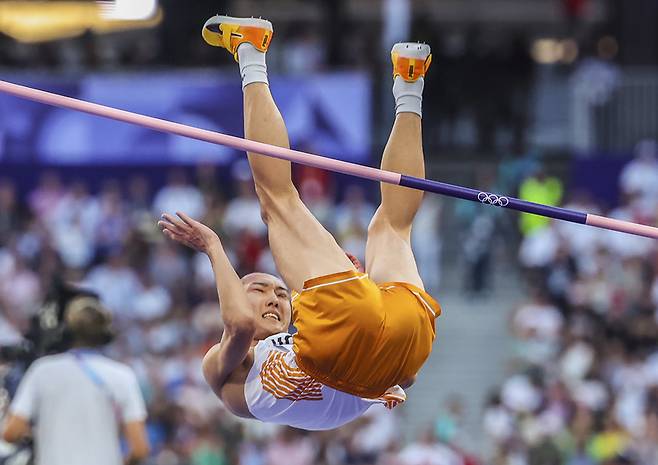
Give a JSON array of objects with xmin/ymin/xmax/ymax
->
[
  {"xmin": 9, "ymin": 351, "xmax": 147, "ymax": 465},
  {"xmin": 620, "ymin": 145, "xmax": 658, "ymax": 202},
  {"xmin": 153, "ymin": 184, "xmax": 206, "ymax": 220},
  {"xmin": 398, "ymin": 440, "xmax": 464, "ymax": 465}
]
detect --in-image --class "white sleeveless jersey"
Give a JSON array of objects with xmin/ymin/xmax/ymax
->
[{"xmin": 244, "ymin": 333, "xmax": 405, "ymax": 431}]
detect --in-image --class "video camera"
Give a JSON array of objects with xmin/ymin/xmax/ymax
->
[{"xmin": 0, "ymin": 278, "xmax": 101, "ymax": 365}]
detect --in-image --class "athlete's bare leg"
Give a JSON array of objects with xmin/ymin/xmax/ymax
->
[
  {"xmin": 201, "ymin": 15, "xmax": 354, "ymax": 292},
  {"xmin": 366, "ymin": 113, "xmax": 425, "ymax": 288},
  {"xmin": 366, "ymin": 43, "xmax": 431, "ymax": 289},
  {"xmin": 243, "ymin": 84, "xmax": 354, "ymax": 292}
]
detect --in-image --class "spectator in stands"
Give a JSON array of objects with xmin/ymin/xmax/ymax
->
[
  {"xmin": 153, "ymin": 169, "xmax": 206, "ymax": 220},
  {"xmin": 222, "ymin": 161, "xmax": 267, "ymax": 237},
  {"xmin": 397, "ymin": 428, "xmax": 464, "ymax": 465},
  {"xmin": 412, "ymin": 196, "xmax": 442, "ymax": 294},
  {"xmin": 84, "ymin": 249, "xmax": 140, "ymax": 321},
  {"xmin": 0, "ymin": 179, "xmax": 23, "ymax": 244},
  {"xmin": 126, "ymin": 175, "xmax": 154, "ymax": 232},
  {"xmin": 298, "ymin": 166, "xmax": 335, "ymax": 229},
  {"xmin": 51, "ymin": 181, "xmax": 98, "ymax": 269},
  {"xmin": 459, "ymin": 169, "xmax": 499, "ymax": 296},
  {"xmin": 619, "ymin": 139, "xmax": 658, "ymax": 218},
  {"xmin": 28, "ymin": 171, "xmax": 64, "ymax": 225},
  {"xmin": 334, "ymin": 184, "xmax": 375, "ymax": 265},
  {"xmin": 132, "ymin": 270, "xmax": 172, "ymax": 322},
  {"xmin": 264, "ymin": 428, "xmax": 316, "ymax": 465},
  {"xmin": 147, "ymin": 240, "xmax": 188, "ymax": 290},
  {"xmin": 95, "ymin": 180, "xmax": 130, "ymax": 258},
  {"xmin": 511, "ymin": 286, "xmax": 564, "ymax": 365},
  {"xmin": 0, "ymin": 248, "xmax": 41, "ymax": 320},
  {"xmin": 518, "ymin": 166, "xmax": 563, "ymax": 236},
  {"xmin": 348, "ymin": 404, "xmax": 399, "ymax": 463},
  {"xmin": 281, "ymin": 23, "xmax": 326, "ymax": 73},
  {"xmin": 434, "ymin": 395, "xmax": 478, "ymax": 461}
]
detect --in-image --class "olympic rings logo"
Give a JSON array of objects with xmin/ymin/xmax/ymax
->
[{"xmin": 477, "ymin": 192, "xmax": 510, "ymax": 207}]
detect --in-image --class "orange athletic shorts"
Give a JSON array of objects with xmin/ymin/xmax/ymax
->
[{"xmin": 291, "ymin": 270, "xmax": 441, "ymax": 399}]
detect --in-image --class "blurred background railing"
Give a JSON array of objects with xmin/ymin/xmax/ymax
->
[{"xmin": 572, "ymin": 69, "xmax": 658, "ymax": 153}]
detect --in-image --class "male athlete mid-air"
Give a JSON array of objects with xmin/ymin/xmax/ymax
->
[{"xmin": 158, "ymin": 15, "xmax": 441, "ymax": 431}]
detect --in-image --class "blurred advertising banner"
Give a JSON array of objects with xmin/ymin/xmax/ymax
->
[{"xmin": 0, "ymin": 71, "xmax": 371, "ymax": 165}]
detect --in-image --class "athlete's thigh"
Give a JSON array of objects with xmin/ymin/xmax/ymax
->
[
  {"xmin": 365, "ymin": 208, "xmax": 424, "ymax": 289},
  {"xmin": 265, "ymin": 193, "xmax": 354, "ymax": 292}
]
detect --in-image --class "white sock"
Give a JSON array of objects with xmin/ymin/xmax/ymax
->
[
  {"xmin": 393, "ymin": 76, "xmax": 424, "ymax": 117},
  {"xmin": 237, "ymin": 43, "xmax": 268, "ymax": 89}
]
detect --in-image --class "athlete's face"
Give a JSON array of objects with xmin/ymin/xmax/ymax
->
[{"xmin": 242, "ymin": 273, "xmax": 292, "ymax": 339}]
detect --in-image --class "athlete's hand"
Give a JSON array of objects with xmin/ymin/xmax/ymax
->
[{"xmin": 158, "ymin": 212, "xmax": 221, "ymax": 254}]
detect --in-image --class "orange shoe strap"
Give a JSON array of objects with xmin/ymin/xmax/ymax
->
[
  {"xmin": 392, "ymin": 53, "xmax": 432, "ymax": 82},
  {"xmin": 219, "ymin": 24, "xmax": 273, "ymax": 61}
]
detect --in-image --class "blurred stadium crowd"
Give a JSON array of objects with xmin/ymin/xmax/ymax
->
[
  {"xmin": 0, "ymin": 162, "xmax": 443, "ymax": 465},
  {"xmin": 487, "ymin": 142, "xmax": 658, "ymax": 465},
  {"xmin": 1, "ymin": 144, "xmax": 658, "ymax": 465}
]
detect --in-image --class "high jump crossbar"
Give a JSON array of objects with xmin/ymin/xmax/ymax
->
[{"xmin": 0, "ymin": 79, "xmax": 656, "ymax": 240}]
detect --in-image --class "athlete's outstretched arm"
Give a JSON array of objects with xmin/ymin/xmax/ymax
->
[{"xmin": 159, "ymin": 212, "xmax": 255, "ymax": 389}]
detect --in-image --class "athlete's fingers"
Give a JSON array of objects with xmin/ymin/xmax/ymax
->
[
  {"xmin": 161, "ymin": 212, "xmax": 186, "ymax": 228},
  {"xmin": 161, "ymin": 223, "xmax": 201, "ymax": 251},
  {"xmin": 161, "ymin": 224, "xmax": 183, "ymax": 239},
  {"xmin": 157, "ymin": 219, "xmax": 175, "ymax": 230},
  {"xmin": 162, "ymin": 228, "xmax": 179, "ymax": 241},
  {"xmin": 177, "ymin": 212, "xmax": 221, "ymax": 249},
  {"xmin": 157, "ymin": 219, "xmax": 185, "ymax": 236},
  {"xmin": 159, "ymin": 220, "xmax": 185, "ymax": 237},
  {"xmin": 160, "ymin": 213, "xmax": 178, "ymax": 227},
  {"xmin": 162, "ymin": 227, "xmax": 196, "ymax": 250},
  {"xmin": 176, "ymin": 211, "xmax": 199, "ymax": 228},
  {"xmin": 161, "ymin": 213, "xmax": 189, "ymax": 232}
]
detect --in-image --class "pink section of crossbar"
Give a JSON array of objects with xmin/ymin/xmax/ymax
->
[
  {"xmin": 586, "ymin": 214, "xmax": 658, "ymax": 239},
  {"xmin": 0, "ymin": 80, "xmax": 401, "ymax": 185}
]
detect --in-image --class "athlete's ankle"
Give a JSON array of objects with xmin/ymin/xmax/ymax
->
[
  {"xmin": 393, "ymin": 76, "xmax": 424, "ymax": 117},
  {"xmin": 237, "ymin": 43, "xmax": 269, "ymax": 89}
]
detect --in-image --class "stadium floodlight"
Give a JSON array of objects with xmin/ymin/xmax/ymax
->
[
  {"xmin": 98, "ymin": 0, "xmax": 158, "ymax": 21},
  {"xmin": 0, "ymin": 1, "xmax": 162, "ymax": 43}
]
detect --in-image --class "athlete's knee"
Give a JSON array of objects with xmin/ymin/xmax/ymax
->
[
  {"xmin": 368, "ymin": 208, "xmax": 411, "ymax": 242},
  {"xmin": 254, "ymin": 185, "xmax": 299, "ymax": 224}
]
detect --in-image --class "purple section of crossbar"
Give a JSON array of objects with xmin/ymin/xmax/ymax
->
[{"xmin": 400, "ymin": 175, "xmax": 588, "ymax": 224}]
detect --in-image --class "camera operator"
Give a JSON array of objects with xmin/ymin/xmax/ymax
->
[{"xmin": 1, "ymin": 296, "xmax": 150, "ymax": 465}]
